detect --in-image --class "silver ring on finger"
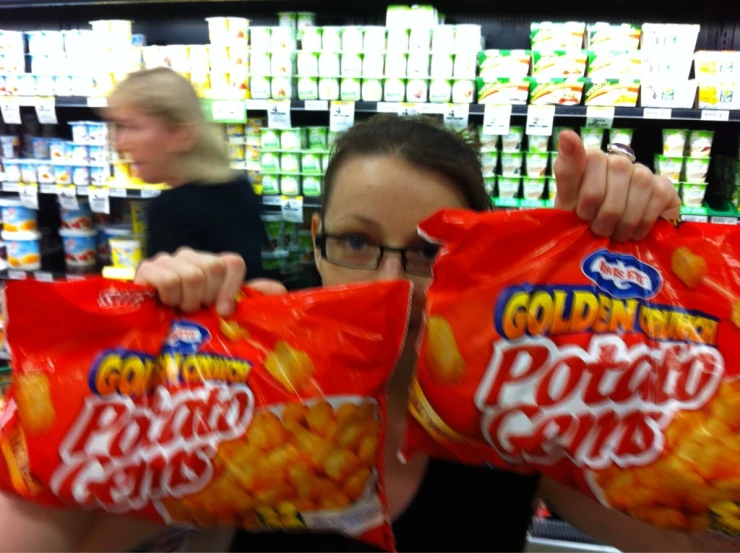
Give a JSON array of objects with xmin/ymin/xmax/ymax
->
[{"xmin": 606, "ymin": 143, "xmax": 636, "ymax": 164}]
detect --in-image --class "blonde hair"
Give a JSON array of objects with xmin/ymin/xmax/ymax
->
[{"xmin": 107, "ymin": 67, "xmax": 232, "ymax": 184}]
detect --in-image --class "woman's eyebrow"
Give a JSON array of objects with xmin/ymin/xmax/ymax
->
[{"xmin": 331, "ymin": 214, "xmax": 383, "ymax": 230}]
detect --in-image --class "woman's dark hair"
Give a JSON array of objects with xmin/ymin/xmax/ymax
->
[{"xmin": 322, "ymin": 115, "xmax": 492, "ymax": 216}]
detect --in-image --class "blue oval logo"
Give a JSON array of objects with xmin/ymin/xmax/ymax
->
[
  {"xmin": 582, "ymin": 249, "xmax": 662, "ymax": 300},
  {"xmin": 162, "ymin": 320, "xmax": 211, "ymax": 353}
]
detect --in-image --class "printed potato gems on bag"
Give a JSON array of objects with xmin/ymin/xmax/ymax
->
[
  {"xmin": 0, "ymin": 278, "xmax": 412, "ymax": 551},
  {"xmin": 405, "ymin": 209, "xmax": 740, "ymax": 537}
]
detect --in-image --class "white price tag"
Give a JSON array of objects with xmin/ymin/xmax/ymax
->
[
  {"xmin": 7, "ymin": 270, "xmax": 27, "ymax": 280},
  {"xmin": 34, "ymin": 97, "xmax": 57, "ymax": 125},
  {"xmin": 39, "ymin": 184, "xmax": 56, "ymax": 194},
  {"xmin": 376, "ymin": 102, "xmax": 400, "ymax": 113},
  {"xmin": 304, "ymin": 100, "xmax": 329, "ymax": 111},
  {"xmin": 211, "ymin": 100, "xmax": 245, "ymax": 122},
  {"xmin": 710, "ymin": 216, "xmax": 738, "ymax": 225},
  {"xmin": 643, "ymin": 107, "xmax": 672, "ymax": 120},
  {"xmin": 34, "ymin": 271, "xmax": 53, "ymax": 282},
  {"xmin": 0, "ymin": 97, "xmax": 21, "ymax": 125},
  {"xmin": 2, "ymin": 182, "xmax": 18, "ymax": 193},
  {"xmin": 140, "ymin": 189, "xmax": 160, "ymax": 198},
  {"xmin": 682, "ymin": 214, "xmax": 709, "ymax": 223},
  {"xmin": 77, "ymin": 185, "xmax": 89, "ymax": 196},
  {"xmin": 263, "ymin": 195, "xmax": 281, "ymax": 206},
  {"xmin": 89, "ymin": 186, "xmax": 110, "ymax": 214},
  {"xmin": 87, "ymin": 97, "xmax": 108, "ymax": 108},
  {"xmin": 109, "ymin": 188, "xmax": 127, "ymax": 198},
  {"xmin": 526, "ymin": 105, "xmax": 555, "ymax": 136},
  {"xmin": 701, "ymin": 109, "xmax": 730, "ymax": 122},
  {"xmin": 56, "ymin": 184, "xmax": 79, "ymax": 210},
  {"xmin": 482, "ymin": 104, "xmax": 512, "ymax": 136},
  {"xmin": 586, "ymin": 106, "xmax": 615, "ymax": 128},
  {"xmin": 280, "ymin": 195, "xmax": 304, "ymax": 223},
  {"xmin": 329, "ymin": 101, "xmax": 355, "ymax": 132},
  {"xmin": 267, "ymin": 100, "xmax": 292, "ymax": 129},
  {"xmin": 18, "ymin": 183, "xmax": 38, "ymax": 209},
  {"xmin": 443, "ymin": 104, "xmax": 470, "ymax": 131},
  {"xmin": 398, "ymin": 103, "xmax": 421, "ymax": 117},
  {"xmin": 245, "ymin": 99, "xmax": 268, "ymax": 110}
]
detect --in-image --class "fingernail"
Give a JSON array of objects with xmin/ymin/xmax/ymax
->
[
  {"xmin": 216, "ymin": 300, "xmax": 233, "ymax": 317},
  {"xmin": 578, "ymin": 205, "xmax": 598, "ymax": 222},
  {"xmin": 559, "ymin": 136, "xmax": 575, "ymax": 157},
  {"xmin": 591, "ymin": 221, "xmax": 611, "ymax": 237}
]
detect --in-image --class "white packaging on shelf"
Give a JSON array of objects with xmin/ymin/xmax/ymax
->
[
  {"xmin": 364, "ymin": 27, "xmax": 387, "ymax": 51},
  {"xmin": 297, "ymin": 13, "xmax": 316, "ymax": 31},
  {"xmin": 429, "ymin": 78, "xmax": 452, "ymax": 102},
  {"xmin": 63, "ymin": 30, "xmax": 95, "ymax": 56},
  {"xmin": 432, "ymin": 25, "xmax": 455, "ymax": 53},
  {"xmin": 642, "ymin": 52, "xmax": 693, "ymax": 79},
  {"xmin": 206, "ymin": 17, "xmax": 250, "ymax": 45},
  {"xmin": 385, "ymin": 52, "xmax": 408, "ymax": 78},
  {"xmin": 271, "ymin": 26, "xmax": 297, "ymax": 51},
  {"xmin": 341, "ymin": 77, "xmax": 362, "ymax": 101},
  {"xmin": 209, "ymin": 71, "xmax": 229, "ymax": 91},
  {"xmin": 641, "ymin": 79, "xmax": 697, "ymax": 108},
  {"xmin": 271, "ymin": 76, "xmax": 295, "ymax": 99},
  {"xmin": 250, "ymin": 76, "xmax": 271, "ymax": 99},
  {"xmin": 142, "ymin": 45, "xmax": 167, "ymax": 69},
  {"xmin": 531, "ymin": 21, "xmax": 585, "ymax": 50},
  {"xmin": 363, "ymin": 53, "xmax": 385, "ymax": 77},
  {"xmin": 430, "ymin": 53, "xmax": 454, "ymax": 78},
  {"xmin": 298, "ymin": 76, "xmax": 318, "ymax": 100},
  {"xmin": 27, "ymin": 31, "xmax": 64, "ymax": 55},
  {"xmin": 70, "ymin": 75, "xmax": 94, "ymax": 96},
  {"xmin": 250, "ymin": 27, "xmax": 272, "ymax": 50},
  {"xmin": 384, "ymin": 77, "xmax": 406, "ymax": 102},
  {"xmin": 386, "ymin": 5, "xmax": 411, "ymax": 28},
  {"xmin": 0, "ymin": 53, "xmax": 24, "ymax": 74},
  {"xmin": 452, "ymin": 79, "xmax": 475, "ymax": 103},
  {"xmin": 55, "ymin": 75, "xmax": 74, "ymax": 96},
  {"xmin": 406, "ymin": 78, "xmax": 428, "ymax": 102},
  {"xmin": 454, "ymin": 25, "xmax": 483, "ymax": 53},
  {"xmin": 301, "ymin": 27, "xmax": 322, "ymax": 51},
  {"xmin": 342, "ymin": 26, "xmax": 364, "ymax": 52},
  {"xmin": 17, "ymin": 75, "xmax": 36, "ymax": 96},
  {"xmin": 0, "ymin": 31, "xmax": 23, "ymax": 53},
  {"xmin": 166, "ymin": 45, "xmax": 191, "ymax": 72},
  {"xmin": 36, "ymin": 75, "xmax": 55, "ymax": 96},
  {"xmin": 319, "ymin": 52, "xmax": 340, "ymax": 76},
  {"xmin": 30, "ymin": 55, "xmax": 63, "ymax": 75},
  {"xmin": 694, "ymin": 51, "xmax": 740, "ymax": 78},
  {"xmin": 322, "ymin": 27, "xmax": 343, "ymax": 52},
  {"xmin": 250, "ymin": 51, "xmax": 271, "ymax": 76},
  {"xmin": 641, "ymin": 23, "xmax": 699, "ymax": 54},
  {"xmin": 341, "ymin": 53, "xmax": 363, "ymax": 77},
  {"xmin": 453, "ymin": 52, "xmax": 478, "ymax": 79},
  {"xmin": 278, "ymin": 12, "xmax": 297, "ymax": 29},
  {"xmin": 387, "ymin": 28, "xmax": 410, "ymax": 52},
  {"xmin": 408, "ymin": 5, "xmax": 438, "ymax": 28},
  {"xmin": 409, "ymin": 27, "xmax": 432, "ymax": 51},
  {"xmin": 229, "ymin": 44, "xmax": 249, "ymax": 68},
  {"xmin": 271, "ymin": 52, "xmax": 297, "ymax": 76},
  {"xmin": 407, "ymin": 52, "xmax": 430, "ymax": 77},
  {"xmin": 318, "ymin": 77, "xmax": 340, "ymax": 100},
  {"xmin": 297, "ymin": 51, "xmax": 319, "ymax": 75},
  {"xmin": 362, "ymin": 78, "xmax": 383, "ymax": 101}
]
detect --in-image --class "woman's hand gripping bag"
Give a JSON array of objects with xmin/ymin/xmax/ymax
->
[
  {"xmin": 0, "ymin": 278, "xmax": 412, "ymax": 552},
  {"xmin": 403, "ymin": 208, "xmax": 740, "ymax": 537}
]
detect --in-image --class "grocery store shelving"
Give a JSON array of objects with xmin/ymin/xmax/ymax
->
[
  {"xmin": 0, "ymin": 181, "xmax": 163, "ymax": 199},
  {"xmin": 0, "ymin": 269, "xmax": 92, "ymax": 282}
]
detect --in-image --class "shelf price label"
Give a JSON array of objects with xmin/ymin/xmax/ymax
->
[
  {"xmin": 329, "ymin": 101, "xmax": 355, "ymax": 132},
  {"xmin": 34, "ymin": 271, "xmax": 53, "ymax": 282},
  {"xmin": 482, "ymin": 104, "xmax": 512, "ymax": 135},
  {"xmin": 526, "ymin": 105, "xmax": 555, "ymax": 136},
  {"xmin": 207, "ymin": 99, "xmax": 247, "ymax": 123},
  {"xmin": 89, "ymin": 186, "xmax": 110, "ymax": 214},
  {"xmin": 398, "ymin": 103, "xmax": 421, "ymax": 117},
  {"xmin": 267, "ymin": 100, "xmax": 292, "ymax": 129},
  {"xmin": 304, "ymin": 100, "xmax": 329, "ymax": 111},
  {"xmin": 1, "ymin": 182, "xmax": 19, "ymax": 193},
  {"xmin": 281, "ymin": 196, "xmax": 304, "ymax": 223},
  {"xmin": 701, "ymin": 109, "xmax": 730, "ymax": 122},
  {"xmin": 443, "ymin": 103, "xmax": 470, "ymax": 131},
  {"xmin": 586, "ymin": 106, "xmax": 615, "ymax": 128},
  {"xmin": 643, "ymin": 107, "xmax": 672, "ymax": 120},
  {"xmin": 0, "ymin": 97, "xmax": 21, "ymax": 125},
  {"xmin": 56, "ymin": 184, "xmax": 79, "ymax": 210},
  {"xmin": 35, "ymin": 96, "xmax": 57, "ymax": 125},
  {"xmin": 140, "ymin": 189, "xmax": 160, "ymax": 198},
  {"xmin": 18, "ymin": 183, "xmax": 38, "ymax": 209},
  {"xmin": 87, "ymin": 97, "xmax": 108, "ymax": 108}
]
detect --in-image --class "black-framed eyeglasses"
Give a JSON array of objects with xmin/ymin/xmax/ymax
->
[{"xmin": 315, "ymin": 232, "xmax": 440, "ymax": 277}]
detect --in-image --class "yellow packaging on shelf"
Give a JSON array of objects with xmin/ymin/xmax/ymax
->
[
  {"xmin": 102, "ymin": 265, "xmax": 137, "ymax": 281},
  {"xmin": 129, "ymin": 200, "xmax": 148, "ymax": 234},
  {"xmin": 698, "ymin": 80, "xmax": 739, "ymax": 110},
  {"xmin": 584, "ymin": 79, "xmax": 640, "ymax": 107}
]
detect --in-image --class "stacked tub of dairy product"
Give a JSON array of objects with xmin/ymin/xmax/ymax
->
[
  {"xmin": 640, "ymin": 24, "xmax": 700, "ymax": 108},
  {"xmin": 584, "ymin": 23, "xmax": 642, "ymax": 107},
  {"xmin": 694, "ymin": 49, "xmax": 740, "ymax": 110}
]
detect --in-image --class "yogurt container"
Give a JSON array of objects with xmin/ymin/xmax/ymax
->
[
  {"xmin": 688, "ymin": 131, "xmax": 714, "ymax": 158},
  {"xmin": 0, "ymin": 199, "xmax": 37, "ymax": 232},
  {"xmin": 281, "ymin": 128, "xmax": 306, "ymax": 150},
  {"xmin": 60, "ymin": 228, "xmax": 97, "ymax": 273},
  {"xmin": 70, "ymin": 122, "xmax": 89, "ymax": 144},
  {"xmin": 581, "ymin": 128, "xmax": 604, "ymax": 150},
  {"xmin": 526, "ymin": 153, "xmax": 550, "ymax": 178},
  {"xmin": 321, "ymin": 27, "xmax": 342, "ymax": 52},
  {"xmin": 341, "ymin": 78, "xmax": 362, "ymax": 101},
  {"xmin": 37, "ymin": 161, "xmax": 55, "ymax": 184},
  {"xmin": 362, "ymin": 79, "xmax": 384, "ymax": 102},
  {"xmin": 497, "ymin": 177, "xmax": 521, "ymax": 199},
  {"xmin": 528, "ymin": 135, "xmax": 550, "ymax": 153},
  {"xmin": 250, "ymin": 51, "xmax": 271, "ymax": 76},
  {"xmin": 0, "ymin": 136, "xmax": 18, "ymax": 159},
  {"xmin": 49, "ymin": 139, "xmax": 67, "ymax": 162},
  {"xmin": 321, "ymin": 154, "xmax": 331, "ymax": 172},
  {"xmin": 608, "ymin": 128, "xmax": 634, "ymax": 148},
  {"xmin": 409, "ymin": 27, "xmax": 432, "ymax": 51},
  {"xmin": 307, "ymin": 127, "xmax": 328, "ymax": 150},
  {"xmin": 271, "ymin": 52, "xmax": 297, "ymax": 76},
  {"xmin": 261, "ymin": 152, "xmax": 280, "ymax": 172},
  {"xmin": 385, "ymin": 53, "xmax": 408, "ymax": 78},
  {"xmin": 341, "ymin": 54, "xmax": 363, "ymax": 78},
  {"xmin": 3, "ymin": 230, "xmax": 41, "ymax": 271},
  {"xmin": 129, "ymin": 200, "xmax": 148, "ymax": 234},
  {"xmin": 281, "ymin": 174, "xmax": 301, "ymax": 195},
  {"xmin": 3, "ymin": 160, "xmax": 20, "ymax": 183},
  {"xmin": 20, "ymin": 161, "xmax": 37, "ymax": 184},
  {"xmin": 301, "ymin": 153, "xmax": 322, "ymax": 173},
  {"xmin": 663, "ymin": 129, "xmax": 688, "ymax": 157},
  {"xmin": 682, "ymin": 183, "xmax": 707, "ymax": 207},
  {"xmin": 261, "ymin": 129, "xmax": 281, "ymax": 150},
  {"xmin": 303, "ymin": 175, "xmax": 322, "ymax": 197},
  {"xmin": 88, "ymin": 145, "xmax": 109, "ymax": 165},
  {"xmin": 387, "ymin": 28, "xmax": 410, "ymax": 52},
  {"xmin": 451, "ymin": 80, "xmax": 475, "ymax": 103},
  {"xmin": 684, "ymin": 157, "xmax": 710, "ymax": 183},
  {"xmin": 60, "ymin": 200, "xmax": 93, "ymax": 230},
  {"xmin": 319, "ymin": 53, "xmax": 340, "ymax": 77},
  {"xmin": 384, "ymin": 78, "xmax": 406, "ymax": 102},
  {"xmin": 429, "ymin": 79, "xmax": 452, "ymax": 103},
  {"xmin": 500, "ymin": 153, "xmax": 524, "ymax": 177},
  {"xmin": 654, "ymin": 155, "xmax": 684, "ymax": 183},
  {"xmin": 480, "ymin": 151, "xmax": 498, "ymax": 176},
  {"xmin": 484, "ymin": 176, "xmax": 496, "ymax": 195},
  {"xmin": 430, "ymin": 54, "xmax": 453, "ymax": 79},
  {"xmin": 297, "ymin": 51, "xmax": 319, "ymax": 75},
  {"xmin": 501, "ymin": 127, "xmax": 525, "ymax": 152},
  {"xmin": 31, "ymin": 137, "xmax": 50, "ymax": 160},
  {"xmin": 68, "ymin": 143, "xmax": 88, "ymax": 164},
  {"xmin": 479, "ymin": 131, "xmax": 499, "ymax": 151},
  {"xmin": 54, "ymin": 164, "xmax": 72, "ymax": 185},
  {"xmin": 280, "ymin": 153, "xmax": 300, "ymax": 173},
  {"xmin": 454, "ymin": 24, "xmax": 483, "ymax": 53},
  {"xmin": 90, "ymin": 165, "xmax": 109, "ymax": 186},
  {"xmin": 228, "ymin": 143, "xmax": 246, "ymax": 161},
  {"xmin": 261, "ymin": 214, "xmax": 283, "ymax": 249},
  {"xmin": 278, "ymin": 12, "xmax": 297, "ymax": 29},
  {"xmin": 250, "ymin": 27, "xmax": 271, "ymax": 50},
  {"xmin": 297, "ymin": 13, "xmax": 315, "ymax": 31},
  {"xmin": 73, "ymin": 165, "xmax": 90, "ymax": 186},
  {"xmin": 319, "ymin": 78, "xmax": 340, "ymax": 101},
  {"xmin": 271, "ymin": 27, "xmax": 297, "ymax": 51},
  {"xmin": 364, "ymin": 27, "xmax": 387, "ymax": 52},
  {"xmin": 249, "ymin": 76, "xmax": 271, "ymax": 99},
  {"xmin": 110, "ymin": 236, "xmax": 143, "ymax": 269},
  {"xmin": 363, "ymin": 53, "xmax": 385, "ymax": 77},
  {"xmin": 342, "ymin": 27, "xmax": 364, "ymax": 52},
  {"xmin": 301, "ymin": 27, "xmax": 322, "ymax": 52},
  {"xmin": 271, "ymin": 77, "xmax": 294, "ymax": 100},
  {"xmin": 406, "ymin": 79, "xmax": 428, "ymax": 102},
  {"xmin": 522, "ymin": 177, "xmax": 547, "ymax": 200},
  {"xmin": 262, "ymin": 174, "xmax": 280, "ymax": 195},
  {"xmin": 407, "ymin": 53, "xmax": 430, "ymax": 78},
  {"xmin": 453, "ymin": 52, "xmax": 478, "ymax": 80}
]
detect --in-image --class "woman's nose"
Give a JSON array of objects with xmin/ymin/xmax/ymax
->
[{"xmin": 375, "ymin": 252, "xmax": 406, "ymax": 281}]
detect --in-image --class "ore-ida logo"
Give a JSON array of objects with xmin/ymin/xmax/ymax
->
[
  {"xmin": 582, "ymin": 249, "xmax": 662, "ymax": 299},
  {"xmin": 164, "ymin": 320, "xmax": 211, "ymax": 353}
]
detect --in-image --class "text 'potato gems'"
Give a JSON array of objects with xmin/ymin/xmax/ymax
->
[
  {"xmin": 404, "ymin": 208, "xmax": 740, "ymax": 538},
  {"xmin": 0, "ymin": 278, "xmax": 412, "ymax": 552}
]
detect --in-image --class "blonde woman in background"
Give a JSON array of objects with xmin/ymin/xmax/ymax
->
[{"xmin": 106, "ymin": 67, "xmax": 268, "ymax": 282}]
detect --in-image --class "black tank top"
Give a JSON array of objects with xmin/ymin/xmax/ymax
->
[{"xmin": 230, "ymin": 459, "xmax": 539, "ymax": 552}]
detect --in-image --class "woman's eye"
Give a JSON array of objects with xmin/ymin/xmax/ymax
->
[
  {"xmin": 345, "ymin": 235, "xmax": 370, "ymax": 251},
  {"xmin": 418, "ymin": 242, "xmax": 440, "ymax": 260}
]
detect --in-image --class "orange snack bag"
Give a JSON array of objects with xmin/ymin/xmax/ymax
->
[
  {"xmin": 0, "ymin": 278, "xmax": 412, "ymax": 551},
  {"xmin": 404, "ymin": 209, "xmax": 740, "ymax": 537}
]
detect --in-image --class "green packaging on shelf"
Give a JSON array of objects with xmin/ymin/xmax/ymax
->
[
  {"xmin": 280, "ymin": 128, "xmax": 307, "ymax": 150},
  {"xmin": 407, "ymin": 78, "xmax": 428, "ymax": 102},
  {"xmin": 362, "ymin": 79, "xmax": 384, "ymax": 102},
  {"xmin": 501, "ymin": 127, "xmax": 525, "ymax": 153},
  {"xmin": 280, "ymin": 174, "xmax": 301, "ymax": 195},
  {"xmin": 522, "ymin": 176, "xmax": 547, "ymax": 200},
  {"xmin": 529, "ymin": 78, "xmax": 586, "ymax": 106},
  {"xmin": 548, "ymin": 152, "xmax": 558, "ymax": 177},
  {"xmin": 608, "ymin": 128, "xmax": 634, "ymax": 147},
  {"xmin": 497, "ymin": 176, "xmax": 521, "ymax": 198},
  {"xmin": 484, "ymin": 176, "xmax": 496, "ymax": 195},
  {"xmin": 478, "ymin": 129, "xmax": 499, "ymax": 151},
  {"xmin": 260, "ymin": 128, "xmax": 281, "ymax": 150},
  {"xmin": 261, "ymin": 151, "xmax": 280, "ymax": 172},
  {"xmin": 481, "ymin": 151, "xmax": 498, "ymax": 176},
  {"xmin": 429, "ymin": 79, "xmax": 452, "ymax": 103},
  {"xmin": 682, "ymin": 182, "xmax": 707, "ymax": 207},
  {"xmin": 302, "ymin": 175, "xmax": 322, "ymax": 196},
  {"xmin": 478, "ymin": 50, "xmax": 532, "ymax": 81},
  {"xmin": 584, "ymin": 79, "xmax": 640, "ymax": 107},
  {"xmin": 585, "ymin": 23, "xmax": 641, "ymax": 50},
  {"xmin": 451, "ymin": 80, "xmax": 476, "ymax": 104},
  {"xmin": 530, "ymin": 21, "xmax": 586, "ymax": 50},
  {"xmin": 305, "ymin": 127, "xmax": 326, "ymax": 150},
  {"xmin": 586, "ymin": 51, "xmax": 642, "ymax": 79},
  {"xmin": 527, "ymin": 134, "xmax": 550, "ymax": 153},
  {"xmin": 688, "ymin": 130, "xmax": 714, "ymax": 158},
  {"xmin": 500, "ymin": 152, "xmax": 524, "ymax": 177},
  {"xmin": 525, "ymin": 152, "xmax": 549, "ymax": 177},
  {"xmin": 261, "ymin": 249, "xmax": 289, "ymax": 271},
  {"xmin": 262, "ymin": 174, "xmax": 280, "ymax": 195},
  {"xmin": 297, "ymin": 76, "xmax": 319, "ymax": 100},
  {"xmin": 327, "ymin": 129, "xmax": 340, "ymax": 146},
  {"xmin": 261, "ymin": 214, "xmax": 283, "ymax": 249},
  {"xmin": 301, "ymin": 152, "xmax": 322, "ymax": 174},
  {"xmin": 654, "ymin": 155, "xmax": 684, "ymax": 184},
  {"xmin": 684, "ymin": 157, "xmax": 711, "ymax": 184},
  {"xmin": 321, "ymin": 153, "xmax": 331, "ymax": 172},
  {"xmin": 384, "ymin": 78, "xmax": 406, "ymax": 102},
  {"xmin": 477, "ymin": 77, "xmax": 530, "ymax": 104},
  {"xmin": 297, "ymin": 229, "xmax": 313, "ymax": 260},
  {"xmin": 280, "ymin": 152, "xmax": 301, "ymax": 173},
  {"xmin": 581, "ymin": 127, "xmax": 604, "ymax": 150},
  {"xmin": 663, "ymin": 129, "xmax": 688, "ymax": 157},
  {"xmin": 340, "ymin": 77, "xmax": 361, "ymax": 101},
  {"xmin": 531, "ymin": 50, "xmax": 588, "ymax": 78}
]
